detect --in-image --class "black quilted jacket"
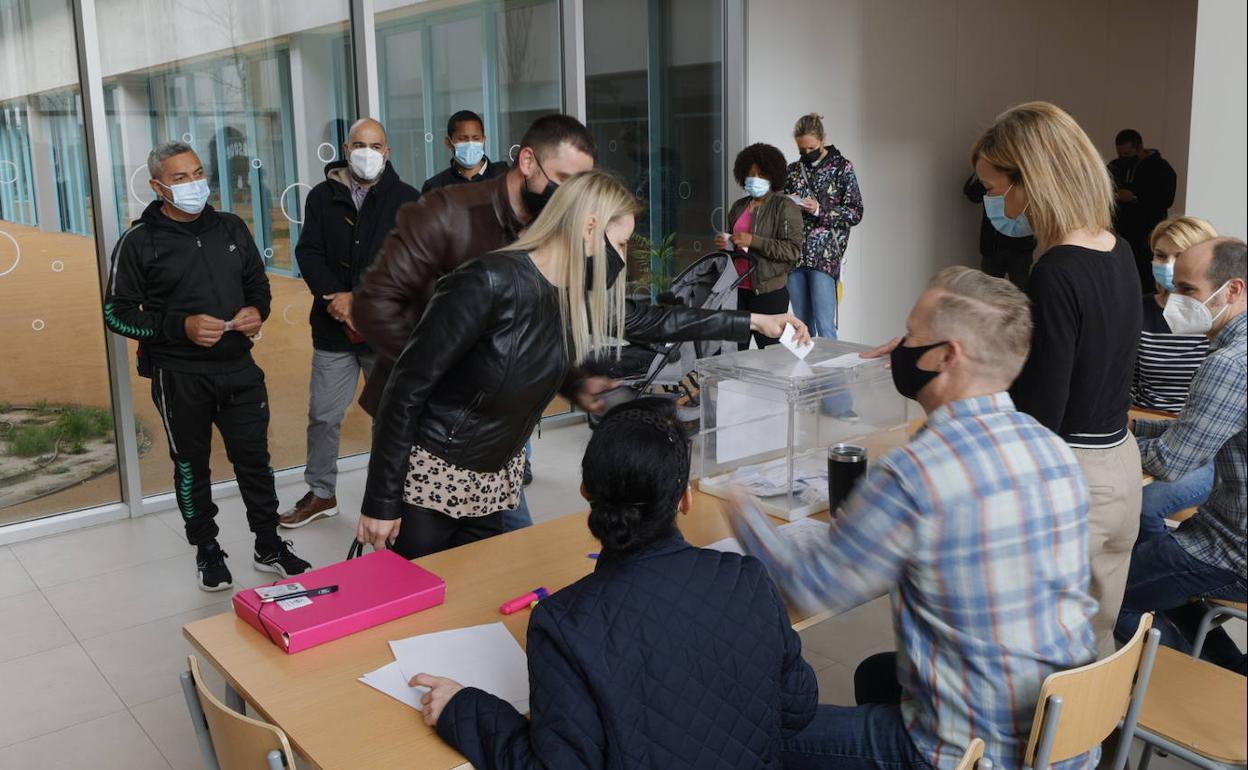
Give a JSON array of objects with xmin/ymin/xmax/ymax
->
[{"xmin": 436, "ymin": 533, "xmax": 818, "ymax": 768}]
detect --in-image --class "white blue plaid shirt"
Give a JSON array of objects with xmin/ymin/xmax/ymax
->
[
  {"xmin": 730, "ymin": 393, "xmax": 1099, "ymax": 770},
  {"xmin": 1136, "ymin": 312, "xmax": 1247, "ymax": 575}
]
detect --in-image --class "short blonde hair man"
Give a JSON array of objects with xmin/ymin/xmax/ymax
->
[{"xmin": 927, "ymin": 266, "xmax": 1033, "ymax": 385}]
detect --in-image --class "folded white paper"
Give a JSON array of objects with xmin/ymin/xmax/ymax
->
[
  {"xmin": 705, "ymin": 517, "xmax": 831, "ymax": 557},
  {"xmin": 779, "ymin": 323, "xmax": 814, "ymax": 360}
]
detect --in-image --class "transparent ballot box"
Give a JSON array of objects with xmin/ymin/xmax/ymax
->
[{"xmin": 697, "ymin": 339, "xmax": 912, "ymax": 520}]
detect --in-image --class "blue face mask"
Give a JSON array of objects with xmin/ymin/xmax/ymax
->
[
  {"xmin": 454, "ymin": 141, "xmax": 485, "ymax": 168},
  {"xmin": 983, "ymin": 184, "xmax": 1032, "ymax": 238},
  {"xmin": 1152, "ymin": 261, "xmax": 1175, "ymax": 291},
  {"xmin": 158, "ymin": 178, "xmax": 210, "ymax": 215},
  {"xmin": 744, "ymin": 176, "xmax": 771, "ymax": 198}
]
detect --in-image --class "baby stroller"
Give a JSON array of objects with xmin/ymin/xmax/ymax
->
[{"xmin": 590, "ymin": 251, "xmax": 755, "ymax": 426}]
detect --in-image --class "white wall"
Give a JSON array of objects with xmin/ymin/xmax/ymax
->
[
  {"xmin": 745, "ymin": 0, "xmax": 1198, "ymax": 343},
  {"xmin": 1184, "ymin": 0, "xmax": 1247, "ymax": 238}
]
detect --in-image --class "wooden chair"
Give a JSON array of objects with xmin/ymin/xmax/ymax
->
[
  {"xmin": 1133, "ymin": 600, "xmax": 1248, "ymax": 770},
  {"xmin": 1023, "ymin": 614, "xmax": 1160, "ymax": 770},
  {"xmin": 955, "ymin": 737, "xmax": 992, "ymax": 770},
  {"xmin": 1167, "ymin": 506, "xmax": 1199, "ymax": 526},
  {"xmin": 180, "ymin": 655, "xmax": 295, "ymax": 770}
]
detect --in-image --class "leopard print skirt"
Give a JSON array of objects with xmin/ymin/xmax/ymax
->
[{"xmin": 402, "ymin": 445, "xmax": 525, "ymax": 518}]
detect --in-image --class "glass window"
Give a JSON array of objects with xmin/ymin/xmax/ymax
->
[
  {"xmin": 377, "ymin": 0, "xmax": 562, "ymax": 190},
  {"xmin": 96, "ymin": 0, "xmax": 362, "ymax": 497},
  {"xmin": 0, "ymin": 0, "xmax": 122, "ymax": 525},
  {"xmin": 585, "ymin": 0, "xmax": 724, "ymax": 293}
]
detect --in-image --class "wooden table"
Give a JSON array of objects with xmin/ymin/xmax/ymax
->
[
  {"xmin": 184, "ymin": 412, "xmax": 1168, "ymax": 769},
  {"xmin": 183, "ymin": 492, "xmax": 806, "ymax": 770}
]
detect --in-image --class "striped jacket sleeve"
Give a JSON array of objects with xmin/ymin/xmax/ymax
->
[{"xmin": 102, "ymin": 225, "xmax": 187, "ymax": 342}]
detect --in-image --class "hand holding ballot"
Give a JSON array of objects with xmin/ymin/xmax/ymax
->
[{"xmin": 750, "ymin": 313, "xmax": 810, "ymax": 346}]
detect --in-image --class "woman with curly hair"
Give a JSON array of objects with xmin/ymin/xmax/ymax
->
[{"xmin": 716, "ymin": 142, "xmax": 805, "ymax": 349}]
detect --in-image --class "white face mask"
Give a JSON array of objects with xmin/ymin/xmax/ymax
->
[
  {"xmin": 1163, "ymin": 281, "xmax": 1231, "ymax": 335},
  {"xmin": 348, "ymin": 147, "xmax": 385, "ymax": 181}
]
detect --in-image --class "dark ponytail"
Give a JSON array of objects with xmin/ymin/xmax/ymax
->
[{"xmin": 584, "ymin": 398, "xmax": 691, "ymax": 555}]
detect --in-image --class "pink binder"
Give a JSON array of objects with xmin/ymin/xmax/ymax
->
[{"xmin": 232, "ymin": 549, "xmax": 446, "ymax": 654}]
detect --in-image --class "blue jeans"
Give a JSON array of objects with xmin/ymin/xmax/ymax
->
[
  {"xmin": 1137, "ymin": 464, "xmax": 1214, "ymax": 542},
  {"xmin": 1115, "ymin": 531, "xmax": 1246, "ymax": 670},
  {"xmin": 781, "ymin": 703, "xmax": 933, "ymax": 770},
  {"xmin": 502, "ymin": 441, "xmax": 534, "ymax": 531},
  {"xmin": 788, "ymin": 267, "xmax": 839, "ymax": 339}
]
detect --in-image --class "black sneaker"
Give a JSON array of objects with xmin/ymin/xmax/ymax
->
[
  {"xmin": 254, "ymin": 538, "xmax": 311, "ymax": 578},
  {"xmin": 195, "ymin": 542, "xmax": 234, "ymax": 593}
]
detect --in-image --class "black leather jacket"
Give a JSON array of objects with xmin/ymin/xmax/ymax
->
[{"xmin": 363, "ymin": 251, "xmax": 751, "ymax": 521}]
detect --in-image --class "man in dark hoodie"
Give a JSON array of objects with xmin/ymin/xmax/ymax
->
[
  {"xmin": 1109, "ymin": 129, "xmax": 1177, "ymax": 292},
  {"xmin": 280, "ymin": 118, "xmax": 420, "ymax": 529},
  {"xmin": 104, "ymin": 141, "xmax": 311, "ymax": 591}
]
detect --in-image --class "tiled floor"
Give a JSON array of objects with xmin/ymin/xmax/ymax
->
[{"xmin": 0, "ymin": 421, "xmax": 1231, "ymax": 769}]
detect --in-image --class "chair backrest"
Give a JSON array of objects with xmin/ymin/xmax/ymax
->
[
  {"xmin": 187, "ymin": 655, "xmax": 295, "ymax": 770},
  {"xmin": 1024, "ymin": 614, "xmax": 1155, "ymax": 766},
  {"xmin": 954, "ymin": 738, "xmax": 986, "ymax": 770}
]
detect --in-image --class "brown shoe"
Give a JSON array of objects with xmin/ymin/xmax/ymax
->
[{"xmin": 279, "ymin": 491, "xmax": 338, "ymax": 529}]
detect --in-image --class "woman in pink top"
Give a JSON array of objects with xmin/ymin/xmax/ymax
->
[{"xmin": 715, "ymin": 143, "xmax": 805, "ymax": 349}]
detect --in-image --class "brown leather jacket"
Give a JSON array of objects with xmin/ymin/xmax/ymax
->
[
  {"xmin": 353, "ymin": 173, "xmax": 524, "ymax": 414},
  {"xmin": 726, "ymin": 194, "xmax": 804, "ymax": 294}
]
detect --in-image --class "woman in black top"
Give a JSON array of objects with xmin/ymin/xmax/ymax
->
[
  {"xmin": 357, "ymin": 170, "xmax": 807, "ymax": 557},
  {"xmin": 970, "ymin": 101, "xmax": 1143, "ymax": 656},
  {"xmin": 412, "ymin": 398, "xmax": 818, "ymax": 769}
]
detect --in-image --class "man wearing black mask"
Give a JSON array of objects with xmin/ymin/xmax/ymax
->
[
  {"xmin": 353, "ymin": 114, "xmax": 596, "ymax": 531},
  {"xmin": 1108, "ymin": 129, "xmax": 1177, "ymax": 292}
]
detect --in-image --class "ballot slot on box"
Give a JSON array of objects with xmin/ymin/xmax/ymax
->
[{"xmin": 696, "ymin": 339, "xmax": 912, "ymax": 521}]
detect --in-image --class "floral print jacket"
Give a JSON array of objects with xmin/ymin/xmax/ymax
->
[{"xmin": 783, "ymin": 145, "xmax": 863, "ymax": 278}]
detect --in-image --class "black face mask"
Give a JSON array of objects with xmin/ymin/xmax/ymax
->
[
  {"xmin": 586, "ymin": 235, "xmax": 626, "ymax": 292},
  {"xmin": 800, "ymin": 148, "xmax": 823, "ymax": 167},
  {"xmin": 889, "ymin": 339, "xmax": 948, "ymax": 401},
  {"xmin": 521, "ymin": 155, "xmax": 558, "ymax": 219}
]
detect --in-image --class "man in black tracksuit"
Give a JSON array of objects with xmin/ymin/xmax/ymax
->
[
  {"xmin": 1108, "ymin": 129, "xmax": 1177, "ymax": 292},
  {"xmin": 104, "ymin": 141, "xmax": 310, "ymax": 591}
]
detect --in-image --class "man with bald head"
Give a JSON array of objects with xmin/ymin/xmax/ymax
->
[
  {"xmin": 282, "ymin": 118, "xmax": 420, "ymax": 528},
  {"xmin": 1118, "ymin": 236, "xmax": 1247, "ymax": 671}
]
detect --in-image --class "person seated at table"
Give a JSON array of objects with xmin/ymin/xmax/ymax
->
[
  {"xmin": 1117, "ymin": 237, "xmax": 1247, "ymax": 673},
  {"xmin": 729, "ymin": 267, "xmax": 1099, "ymax": 770},
  {"xmin": 356, "ymin": 170, "xmax": 807, "ymax": 558},
  {"xmin": 1132, "ymin": 215, "xmax": 1217, "ymax": 541},
  {"xmin": 409, "ymin": 397, "xmax": 818, "ymax": 769}
]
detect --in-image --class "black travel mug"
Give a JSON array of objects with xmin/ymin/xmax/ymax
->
[{"xmin": 827, "ymin": 443, "xmax": 868, "ymax": 517}]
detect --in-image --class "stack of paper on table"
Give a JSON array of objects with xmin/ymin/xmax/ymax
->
[
  {"xmin": 360, "ymin": 622, "xmax": 531, "ymax": 715},
  {"xmin": 706, "ymin": 516, "xmax": 831, "ymax": 555}
]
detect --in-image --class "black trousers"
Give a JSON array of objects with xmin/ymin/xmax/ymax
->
[
  {"xmin": 980, "ymin": 249, "xmax": 1032, "ymax": 292},
  {"xmin": 737, "ymin": 286, "xmax": 790, "ymax": 350},
  {"xmin": 150, "ymin": 363, "xmax": 279, "ymax": 546},
  {"xmin": 392, "ymin": 504, "xmax": 506, "ymax": 559}
]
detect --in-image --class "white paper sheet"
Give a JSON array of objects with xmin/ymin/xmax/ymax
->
[
  {"xmin": 360, "ymin": 660, "xmax": 530, "ymax": 715},
  {"xmin": 704, "ymin": 518, "xmax": 831, "ymax": 557},
  {"xmin": 360, "ymin": 660, "xmax": 424, "ymax": 709},
  {"xmin": 389, "ymin": 622, "xmax": 530, "ymax": 707},
  {"xmin": 779, "ymin": 323, "xmax": 814, "ymax": 360},
  {"xmin": 813, "ymin": 351, "xmax": 869, "ymax": 370}
]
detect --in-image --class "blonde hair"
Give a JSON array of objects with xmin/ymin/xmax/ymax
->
[
  {"xmin": 927, "ymin": 266, "xmax": 1033, "ymax": 384},
  {"xmin": 970, "ymin": 102, "xmax": 1114, "ymax": 253},
  {"xmin": 507, "ymin": 169, "xmax": 640, "ymax": 365},
  {"xmin": 793, "ymin": 112, "xmax": 825, "ymax": 140},
  {"xmin": 1148, "ymin": 215, "xmax": 1217, "ymax": 253}
]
